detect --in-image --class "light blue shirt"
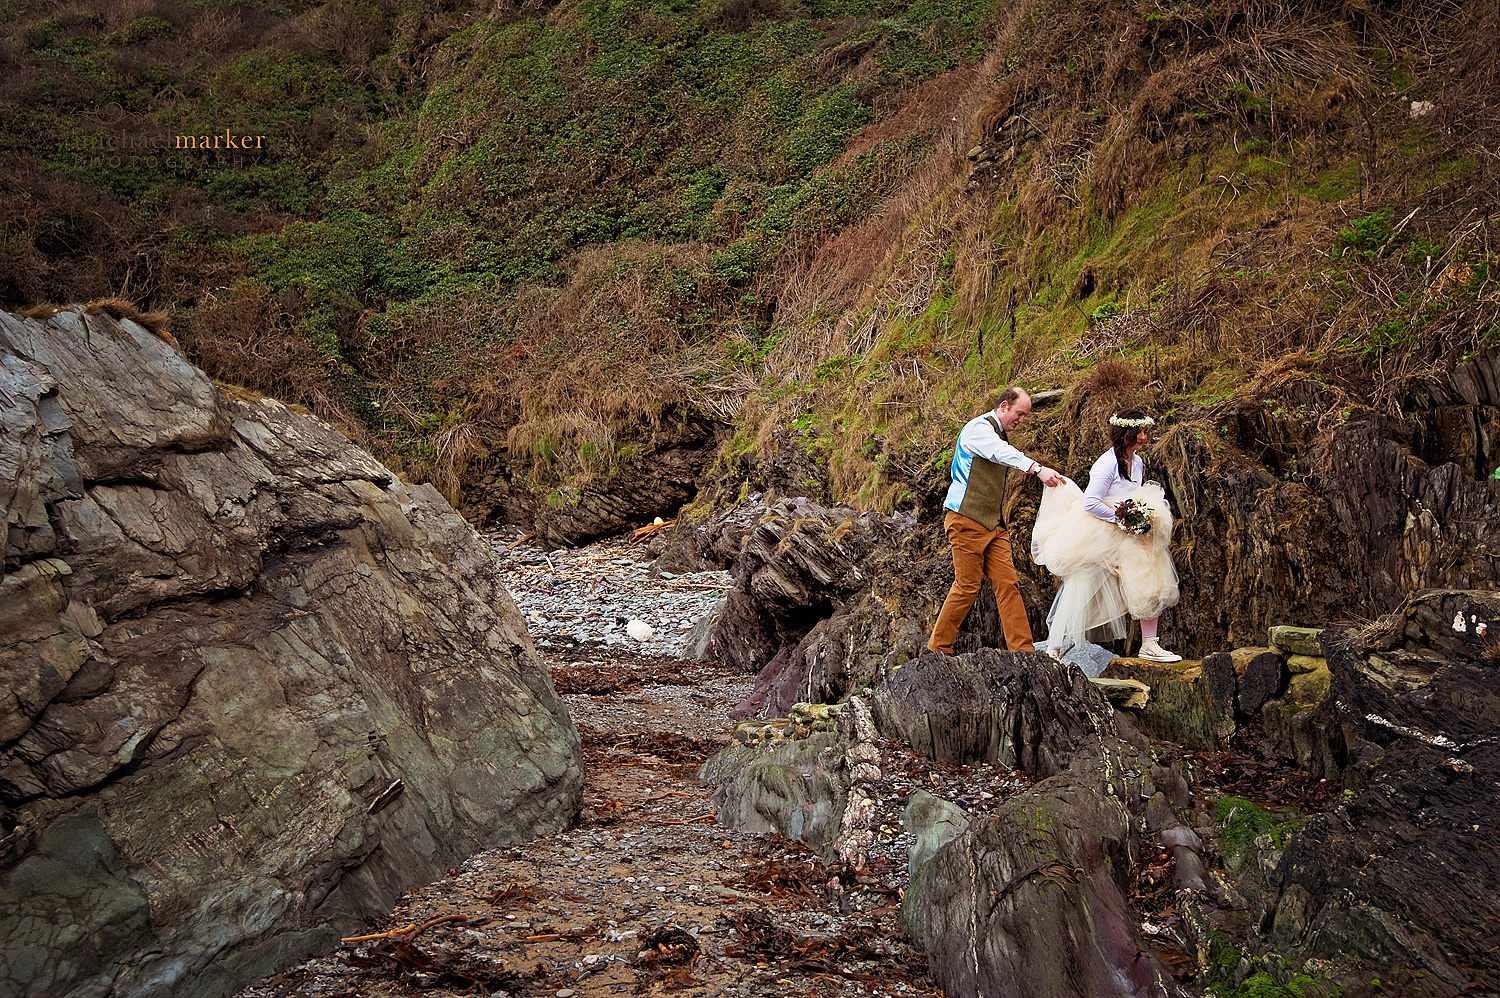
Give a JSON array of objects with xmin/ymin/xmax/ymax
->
[{"xmin": 942, "ymin": 413, "xmax": 1036, "ymax": 513}]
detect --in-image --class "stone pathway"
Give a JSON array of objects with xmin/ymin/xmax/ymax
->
[
  {"xmin": 234, "ymin": 530, "xmax": 1030, "ymax": 998},
  {"xmin": 485, "ymin": 526, "xmax": 732, "ymax": 659}
]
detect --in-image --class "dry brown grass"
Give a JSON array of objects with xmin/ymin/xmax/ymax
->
[
  {"xmin": 442, "ymin": 242, "xmax": 730, "ymax": 481},
  {"xmin": 177, "ymin": 282, "xmax": 372, "ymax": 447},
  {"xmin": 81, "ymin": 296, "xmax": 172, "ymax": 340}
]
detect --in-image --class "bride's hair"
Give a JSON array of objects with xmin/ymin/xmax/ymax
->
[{"xmin": 1108, "ymin": 408, "xmax": 1150, "ymax": 477}]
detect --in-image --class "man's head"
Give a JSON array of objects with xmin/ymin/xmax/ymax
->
[{"xmin": 994, "ymin": 386, "xmax": 1032, "ymax": 431}]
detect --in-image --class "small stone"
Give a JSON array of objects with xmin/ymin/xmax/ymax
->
[
  {"xmin": 1285, "ymin": 653, "xmax": 1325, "ymax": 675},
  {"xmin": 1267, "ymin": 625, "xmax": 1323, "ymax": 657},
  {"xmin": 557, "ymin": 990, "xmax": 576, "ymax": 997}
]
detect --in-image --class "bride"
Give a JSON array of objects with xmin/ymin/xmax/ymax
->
[{"xmin": 1031, "ymin": 409, "xmax": 1182, "ymax": 663}]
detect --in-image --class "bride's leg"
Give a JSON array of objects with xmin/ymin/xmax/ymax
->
[{"xmin": 1137, "ymin": 617, "xmax": 1181, "ymax": 662}]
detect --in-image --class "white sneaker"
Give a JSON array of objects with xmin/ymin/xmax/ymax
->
[{"xmin": 1137, "ymin": 637, "xmax": 1182, "ymax": 663}]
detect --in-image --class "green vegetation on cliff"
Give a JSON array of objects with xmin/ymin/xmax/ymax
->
[{"xmin": 2, "ymin": 0, "xmax": 1496, "ymax": 515}]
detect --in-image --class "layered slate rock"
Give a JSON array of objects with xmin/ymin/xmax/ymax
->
[
  {"xmin": 871, "ymin": 649, "xmax": 1114, "ymax": 774},
  {"xmin": 0, "ymin": 308, "xmax": 584, "ymax": 998},
  {"xmin": 1264, "ymin": 590, "xmax": 1500, "ymax": 992},
  {"xmin": 884, "ymin": 651, "xmax": 1178, "ymax": 998},
  {"xmin": 902, "ymin": 771, "xmax": 1176, "ymax": 998},
  {"xmin": 1156, "ymin": 369, "xmax": 1500, "ymax": 658}
]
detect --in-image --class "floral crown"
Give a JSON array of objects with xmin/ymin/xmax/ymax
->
[{"xmin": 1109, "ymin": 414, "xmax": 1155, "ymax": 428}]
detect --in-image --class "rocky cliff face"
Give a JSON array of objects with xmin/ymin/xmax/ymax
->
[
  {"xmin": 0, "ymin": 308, "xmax": 583, "ymax": 998},
  {"xmin": 656, "ymin": 350, "xmax": 1500, "ymax": 672},
  {"xmin": 1263, "ymin": 590, "xmax": 1500, "ymax": 992}
]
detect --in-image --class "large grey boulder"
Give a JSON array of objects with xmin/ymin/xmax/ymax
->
[
  {"xmin": 902, "ymin": 771, "xmax": 1178, "ymax": 998},
  {"xmin": 0, "ymin": 308, "xmax": 583, "ymax": 998}
]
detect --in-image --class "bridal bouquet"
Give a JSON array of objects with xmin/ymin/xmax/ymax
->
[{"xmin": 1114, "ymin": 497, "xmax": 1153, "ymax": 535}]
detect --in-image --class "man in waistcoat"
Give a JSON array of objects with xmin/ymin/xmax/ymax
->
[{"xmin": 927, "ymin": 386, "xmax": 1063, "ymax": 654}]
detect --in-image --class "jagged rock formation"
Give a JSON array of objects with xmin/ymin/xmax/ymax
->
[
  {"xmin": 876, "ymin": 651, "xmax": 1183, "ymax": 998},
  {"xmin": 871, "ymin": 649, "xmax": 1115, "ymax": 775},
  {"xmin": 0, "ymin": 308, "xmax": 584, "ymax": 998},
  {"xmin": 1261, "ymin": 590, "xmax": 1500, "ymax": 992},
  {"xmin": 1150, "ymin": 361, "xmax": 1500, "ymax": 657},
  {"xmin": 703, "ymin": 498, "xmax": 930, "ymax": 718},
  {"xmin": 703, "ymin": 646, "xmax": 1186, "ymax": 998}
]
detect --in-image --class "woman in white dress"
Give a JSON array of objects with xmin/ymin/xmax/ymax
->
[{"xmin": 1030, "ymin": 409, "xmax": 1182, "ymax": 663}]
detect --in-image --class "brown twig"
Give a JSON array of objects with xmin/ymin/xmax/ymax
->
[
  {"xmin": 507, "ymin": 532, "xmax": 536, "ymax": 549},
  {"xmin": 341, "ymin": 923, "xmax": 416, "ymax": 943},
  {"xmin": 409, "ymin": 913, "xmax": 469, "ymax": 940},
  {"xmin": 660, "ymin": 813, "xmax": 718, "ymax": 825},
  {"xmin": 339, "ymin": 913, "xmax": 469, "ymax": 945},
  {"xmin": 629, "ymin": 519, "xmax": 675, "ymax": 544}
]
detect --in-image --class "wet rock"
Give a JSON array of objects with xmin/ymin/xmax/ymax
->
[
  {"xmin": 0, "ymin": 308, "xmax": 584, "ymax": 998},
  {"xmin": 1264, "ymin": 589, "xmax": 1500, "ymax": 991},
  {"xmin": 1256, "ymin": 699, "xmax": 1344, "ymax": 780}
]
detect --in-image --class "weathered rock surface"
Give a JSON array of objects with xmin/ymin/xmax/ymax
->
[
  {"xmin": 1153, "ymin": 376, "xmax": 1500, "ymax": 657},
  {"xmin": 1268, "ymin": 625, "xmax": 1323, "ymax": 658},
  {"xmin": 708, "ymin": 498, "xmax": 911, "ymax": 675},
  {"xmin": 871, "ymin": 649, "xmax": 1115, "ymax": 774},
  {"xmin": 1102, "ymin": 658, "xmax": 1230, "ymax": 751},
  {"xmin": 699, "ymin": 697, "xmax": 883, "ymax": 863},
  {"xmin": 902, "ymin": 771, "xmax": 1178, "ymax": 998},
  {"xmin": 1262, "ymin": 590, "xmax": 1500, "ymax": 991},
  {"xmin": 0, "ymin": 308, "xmax": 583, "ymax": 998},
  {"xmin": 883, "ymin": 651, "xmax": 1179, "ymax": 998}
]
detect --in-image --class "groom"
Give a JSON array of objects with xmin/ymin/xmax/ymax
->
[{"xmin": 927, "ymin": 387, "xmax": 1062, "ymax": 654}]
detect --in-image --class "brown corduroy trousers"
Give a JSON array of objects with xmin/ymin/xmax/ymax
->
[{"xmin": 926, "ymin": 511, "xmax": 1036, "ymax": 654}]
